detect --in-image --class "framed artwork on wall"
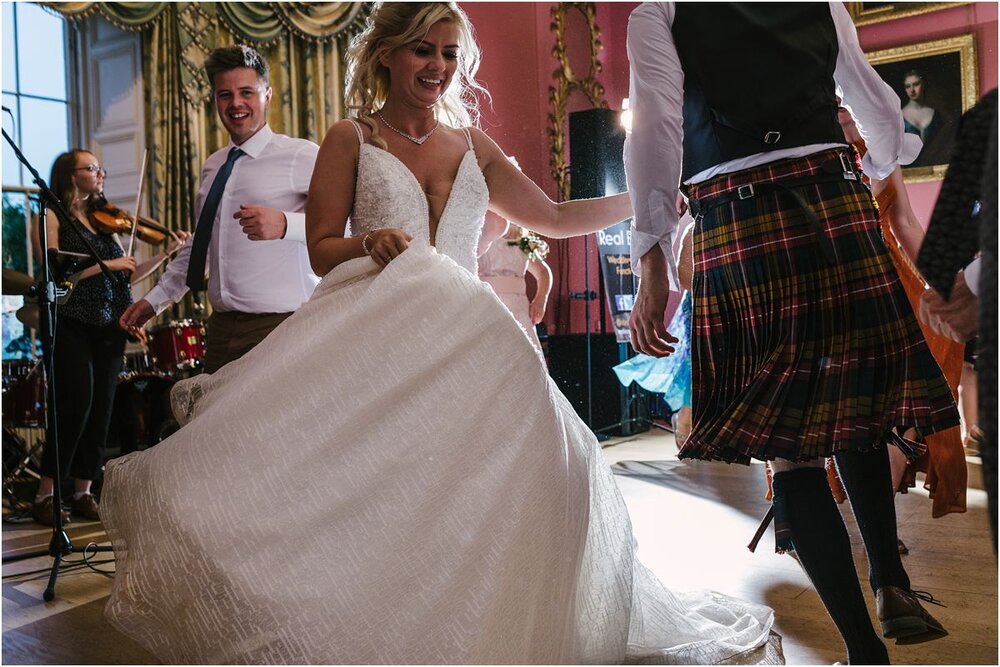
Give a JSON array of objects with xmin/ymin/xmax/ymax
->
[
  {"xmin": 847, "ymin": 2, "xmax": 967, "ymax": 26},
  {"xmin": 866, "ymin": 34, "xmax": 979, "ymax": 182}
]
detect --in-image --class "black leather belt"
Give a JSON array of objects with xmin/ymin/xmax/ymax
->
[{"xmin": 686, "ymin": 153, "xmax": 865, "ymax": 265}]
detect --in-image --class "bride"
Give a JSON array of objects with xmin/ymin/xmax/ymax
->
[{"xmin": 101, "ymin": 3, "xmax": 776, "ymax": 663}]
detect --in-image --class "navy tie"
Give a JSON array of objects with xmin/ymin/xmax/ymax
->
[{"xmin": 186, "ymin": 146, "xmax": 245, "ymax": 292}]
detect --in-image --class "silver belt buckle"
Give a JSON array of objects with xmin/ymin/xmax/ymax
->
[
  {"xmin": 840, "ymin": 152, "xmax": 858, "ymax": 180},
  {"xmin": 737, "ymin": 184, "xmax": 754, "ymax": 200}
]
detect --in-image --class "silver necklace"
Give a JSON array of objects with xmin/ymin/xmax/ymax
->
[{"xmin": 377, "ymin": 110, "xmax": 439, "ymax": 145}]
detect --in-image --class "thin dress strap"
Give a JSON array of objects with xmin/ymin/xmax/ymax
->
[
  {"xmin": 461, "ymin": 127, "xmax": 474, "ymax": 151},
  {"xmin": 349, "ymin": 119, "xmax": 365, "ymax": 146}
]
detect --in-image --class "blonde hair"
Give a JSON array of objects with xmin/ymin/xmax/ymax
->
[{"xmin": 345, "ymin": 2, "xmax": 489, "ymax": 148}]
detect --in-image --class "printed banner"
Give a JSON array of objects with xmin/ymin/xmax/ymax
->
[{"xmin": 595, "ymin": 220, "xmax": 635, "ymax": 343}]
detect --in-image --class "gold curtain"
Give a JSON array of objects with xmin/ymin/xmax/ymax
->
[{"xmin": 45, "ymin": 2, "xmax": 369, "ymax": 316}]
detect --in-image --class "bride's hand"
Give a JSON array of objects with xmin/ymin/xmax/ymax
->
[{"xmin": 364, "ymin": 228, "xmax": 413, "ymax": 268}]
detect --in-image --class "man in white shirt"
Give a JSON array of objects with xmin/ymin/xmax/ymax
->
[
  {"xmin": 119, "ymin": 45, "xmax": 320, "ymax": 373},
  {"xmin": 623, "ymin": 3, "xmax": 958, "ymax": 663}
]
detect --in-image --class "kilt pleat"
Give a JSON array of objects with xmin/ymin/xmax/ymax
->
[{"xmin": 680, "ymin": 149, "xmax": 960, "ymax": 465}]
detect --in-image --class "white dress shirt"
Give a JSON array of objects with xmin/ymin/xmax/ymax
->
[
  {"xmin": 143, "ymin": 124, "xmax": 320, "ymax": 314},
  {"xmin": 624, "ymin": 1, "xmax": 922, "ymax": 288}
]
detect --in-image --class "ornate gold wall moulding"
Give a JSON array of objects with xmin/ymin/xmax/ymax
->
[
  {"xmin": 548, "ymin": 2, "xmax": 607, "ymax": 202},
  {"xmin": 848, "ymin": 2, "xmax": 969, "ymax": 27}
]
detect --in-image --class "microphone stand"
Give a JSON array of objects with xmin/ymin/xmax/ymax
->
[{"xmin": 2, "ymin": 127, "xmax": 120, "ymax": 601}]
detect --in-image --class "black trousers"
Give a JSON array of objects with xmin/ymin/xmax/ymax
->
[{"xmin": 41, "ymin": 317, "xmax": 126, "ymax": 482}]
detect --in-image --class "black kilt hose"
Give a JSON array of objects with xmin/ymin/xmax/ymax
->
[{"xmin": 680, "ymin": 148, "xmax": 959, "ymax": 465}]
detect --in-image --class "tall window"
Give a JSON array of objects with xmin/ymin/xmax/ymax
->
[
  {"xmin": 3, "ymin": 2, "xmax": 71, "ymax": 187},
  {"xmin": 2, "ymin": 2, "xmax": 71, "ymax": 360}
]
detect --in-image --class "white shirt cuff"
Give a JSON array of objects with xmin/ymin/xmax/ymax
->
[
  {"xmin": 143, "ymin": 285, "xmax": 175, "ymax": 316},
  {"xmin": 964, "ymin": 258, "xmax": 981, "ymax": 297},
  {"xmin": 630, "ymin": 227, "xmax": 679, "ymax": 292},
  {"xmin": 284, "ymin": 212, "xmax": 307, "ymax": 243}
]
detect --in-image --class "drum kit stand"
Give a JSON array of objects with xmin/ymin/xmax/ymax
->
[{"xmin": 0, "ymin": 125, "xmax": 205, "ymax": 601}]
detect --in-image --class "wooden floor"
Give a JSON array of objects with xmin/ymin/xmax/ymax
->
[{"xmin": 2, "ymin": 429, "xmax": 997, "ymax": 664}]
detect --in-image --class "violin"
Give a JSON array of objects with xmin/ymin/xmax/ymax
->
[{"xmin": 88, "ymin": 193, "xmax": 169, "ymax": 245}]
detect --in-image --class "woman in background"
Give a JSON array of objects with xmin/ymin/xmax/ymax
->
[
  {"xmin": 32, "ymin": 149, "xmax": 186, "ymax": 526},
  {"xmin": 478, "ymin": 209, "xmax": 552, "ymax": 352}
]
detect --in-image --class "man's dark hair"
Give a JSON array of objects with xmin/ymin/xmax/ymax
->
[{"xmin": 205, "ymin": 45, "xmax": 269, "ymax": 89}]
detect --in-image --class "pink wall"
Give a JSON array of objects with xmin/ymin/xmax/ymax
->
[
  {"xmin": 858, "ymin": 1, "xmax": 998, "ymax": 224},
  {"xmin": 463, "ymin": 2, "xmax": 997, "ymax": 337}
]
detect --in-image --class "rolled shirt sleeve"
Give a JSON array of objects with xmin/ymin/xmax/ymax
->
[
  {"xmin": 281, "ymin": 142, "xmax": 319, "ymax": 243},
  {"xmin": 830, "ymin": 1, "xmax": 921, "ymax": 177},
  {"xmin": 624, "ymin": 2, "xmax": 682, "ymax": 292}
]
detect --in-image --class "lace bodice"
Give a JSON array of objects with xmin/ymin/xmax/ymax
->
[
  {"xmin": 479, "ymin": 237, "xmax": 528, "ymax": 279},
  {"xmin": 350, "ymin": 125, "xmax": 489, "ymax": 274}
]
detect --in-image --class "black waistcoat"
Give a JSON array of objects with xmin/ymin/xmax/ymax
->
[{"xmin": 672, "ymin": 3, "xmax": 844, "ymax": 181}]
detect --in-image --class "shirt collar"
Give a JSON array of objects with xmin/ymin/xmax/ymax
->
[{"xmin": 229, "ymin": 123, "xmax": 273, "ymax": 159}]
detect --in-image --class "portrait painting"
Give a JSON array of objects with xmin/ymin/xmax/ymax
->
[{"xmin": 867, "ymin": 35, "xmax": 978, "ymax": 181}]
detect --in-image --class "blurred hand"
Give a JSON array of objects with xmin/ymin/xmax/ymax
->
[
  {"xmin": 529, "ymin": 298, "xmax": 547, "ymax": 325},
  {"xmin": 106, "ymin": 256, "xmax": 137, "ymax": 276},
  {"xmin": 235, "ymin": 205, "xmax": 287, "ymax": 241},
  {"xmin": 629, "ymin": 246, "xmax": 677, "ymax": 357},
  {"xmin": 119, "ymin": 298, "xmax": 155, "ymax": 333},
  {"xmin": 166, "ymin": 230, "xmax": 191, "ymax": 255},
  {"xmin": 675, "ymin": 192, "xmax": 688, "ymax": 218},
  {"xmin": 918, "ymin": 273, "xmax": 978, "ymax": 342}
]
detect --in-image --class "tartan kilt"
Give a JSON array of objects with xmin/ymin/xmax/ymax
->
[{"xmin": 679, "ymin": 149, "xmax": 960, "ymax": 465}]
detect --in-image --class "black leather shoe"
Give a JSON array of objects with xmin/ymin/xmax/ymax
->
[{"xmin": 876, "ymin": 586, "xmax": 948, "ymax": 644}]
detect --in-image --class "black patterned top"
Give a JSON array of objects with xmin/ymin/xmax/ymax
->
[{"xmin": 59, "ymin": 220, "xmax": 133, "ymax": 327}]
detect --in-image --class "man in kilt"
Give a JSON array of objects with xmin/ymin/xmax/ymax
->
[{"xmin": 624, "ymin": 3, "xmax": 960, "ymax": 664}]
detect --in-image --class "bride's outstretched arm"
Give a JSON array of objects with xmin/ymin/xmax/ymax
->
[
  {"xmin": 306, "ymin": 121, "xmax": 412, "ymax": 275},
  {"xmin": 473, "ymin": 128, "xmax": 633, "ymax": 239}
]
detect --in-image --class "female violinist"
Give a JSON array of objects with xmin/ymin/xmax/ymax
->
[{"xmin": 30, "ymin": 148, "xmax": 188, "ymax": 526}]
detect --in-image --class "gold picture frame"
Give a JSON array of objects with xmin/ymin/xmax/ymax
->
[
  {"xmin": 547, "ymin": 2, "xmax": 606, "ymax": 202},
  {"xmin": 866, "ymin": 34, "xmax": 978, "ymax": 182},
  {"xmin": 848, "ymin": 2, "xmax": 967, "ymax": 26}
]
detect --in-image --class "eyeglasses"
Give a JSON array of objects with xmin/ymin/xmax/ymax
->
[{"xmin": 76, "ymin": 165, "xmax": 107, "ymax": 177}]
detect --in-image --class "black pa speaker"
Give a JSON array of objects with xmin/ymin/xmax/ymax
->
[
  {"xmin": 569, "ymin": 108, "xmax": 627, "ymax": 200},
  {"xmin": 548, "ymin": 334, "xmax": 650, "ymax": 437}
]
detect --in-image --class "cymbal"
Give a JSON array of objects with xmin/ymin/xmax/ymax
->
[
  {"xmin": 2, "ymin": 269, "xmax": 34, "ymax": 296},
  {"xmin": 15, "ymin": 303, "xmax": 39, "ymax": 330}
]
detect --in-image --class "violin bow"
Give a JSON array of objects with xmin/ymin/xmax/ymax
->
[{"xmin": 127, "ymin": 148, "xmax": 149, "ymax": 257}]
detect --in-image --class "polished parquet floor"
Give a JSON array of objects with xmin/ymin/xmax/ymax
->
[{"xmin": 2, "ymin": 429, "xmax": 997, "ymax": 664}]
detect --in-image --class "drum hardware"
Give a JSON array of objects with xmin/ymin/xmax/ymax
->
[
  {"xmin": 2, "ymin": 425, "xmax": 43, "ymax": 514},
  {"xmin": 3, "ymin": 360, "xmax": 46, "ymax": 427},
  {"xmin": 14, "ymin": 281, "xmax": 75, "ymax": 332}
]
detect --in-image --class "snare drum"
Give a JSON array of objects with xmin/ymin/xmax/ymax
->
[
  {"xmin": 2, "ymin": 360, "xmax": 45, "ymax": 427},
  {"xmin": 149, "ymin": 319, "xmax": 206, "ymax": 372}
]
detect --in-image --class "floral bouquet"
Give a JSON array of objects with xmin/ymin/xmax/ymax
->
[{"xmin": 517, "ymin": 230, "xmax": 549, "ymax": 261}]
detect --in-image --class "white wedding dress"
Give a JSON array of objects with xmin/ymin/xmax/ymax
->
[{"xmin": 101, "ymin": 127, "xmax": 777, "ymax": 664}]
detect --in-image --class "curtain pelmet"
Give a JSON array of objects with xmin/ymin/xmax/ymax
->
[{"xmin": 46, "ymin": 2, "xmax": 367, "ymax": 317}]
